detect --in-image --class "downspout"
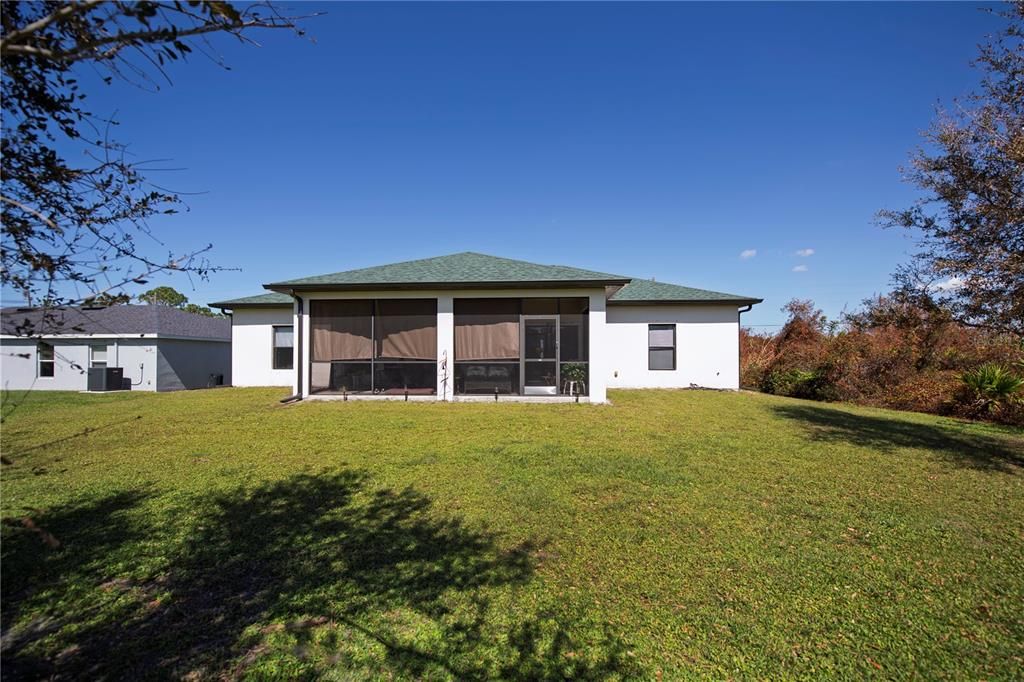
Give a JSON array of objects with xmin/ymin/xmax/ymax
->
[
  {"xmin": 280, "ymin": 291, "xmax": 305, "ymax": 404},
  {"xmin": 737, "ymin": 304, "xmax": 753, "ymax": 390}
]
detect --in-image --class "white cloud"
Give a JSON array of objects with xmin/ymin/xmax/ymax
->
[
  {"xmin": 795, "ymin": 248, "xmax": 815, "ymax": 257},
  {"xmin": 792, "ymin": 265, "xmax": 808, "ymax": 272},
  {"xmin": 739, "ymin": 249, "xmax": 757, "ymax": 260},
  {"xmin": 933, "ymin": 276, "xmax": 965, "ymax": 292}
]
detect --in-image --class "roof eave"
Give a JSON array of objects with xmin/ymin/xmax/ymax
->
[
  {"xmin": 209, "ymin": 302, "xmax": 293, "ymax": 310},
  {"xmin": 263, "ymin": 278, "xmax": 632, "ymax": 294},
  {"xmin": 607, "ymin": 298, "xmax": 764, "ymax": 306}
]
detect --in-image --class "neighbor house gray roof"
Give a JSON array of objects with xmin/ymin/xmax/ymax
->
[
  {"xmin": 608, "ymin": 279, "xmax": 761, "ymax": 306},
  {"xmin": 265, "ymin": 252, "xmax": 632, "ymax": 291},
  {"xmin": 209, "ymin": 292, "xmax": 293, "ymax": 309},
  {"xmin": 0, "ymin": 305, "xmax": 231, "ymax": 340}
]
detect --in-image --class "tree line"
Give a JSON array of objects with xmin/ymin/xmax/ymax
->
[{"xmin": 744, "ymin": 4, "xmax": 1022, "ymax": 424}]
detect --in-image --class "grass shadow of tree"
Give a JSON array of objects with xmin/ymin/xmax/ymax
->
[
  {"xmin": 2, "ymin": 470, "xmax": 640, "ymax": 680},
  {"xmin": 1, "ymin": 489, "xmax": 155, "ymax": 678},
  {"xmin": 772, "ymin": 403, "xmax": 1024, "ymax": 473}
]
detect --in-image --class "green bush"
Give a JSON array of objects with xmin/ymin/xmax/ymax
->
[
  {"xmin": 761, "ymin": 369, "xmax": 810, "ymax": 396},
  {"xmin": 761, "ymin": 368, "xmax": 837, "ymax": 401},
  {"xmin": 958, "ymin": 363, "xmax": 1024, "ymax": 416}
]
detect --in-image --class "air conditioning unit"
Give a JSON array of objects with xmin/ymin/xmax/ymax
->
[{"xmin": 87, "ymin": 367, "xmax": 125, "ymax": 391}]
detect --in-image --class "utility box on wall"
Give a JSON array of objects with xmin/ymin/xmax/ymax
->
[{"xmin": 87, "ymin": 367, "xmax": 125, "ymax": 391}]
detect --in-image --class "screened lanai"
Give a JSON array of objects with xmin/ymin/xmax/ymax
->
[
  {"xmin": 307, "ymin": 296, "xmax": 589, "ymax": 396},
  {"xmin": 453, "ymin": 297, "xmax": 589, "ymax": 396},
  {"xmin": 310, "ymin": 299, "xmax": 437, "ymax": 394}
]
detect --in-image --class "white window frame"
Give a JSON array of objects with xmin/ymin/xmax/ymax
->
[
  {"xmin": 37, "ymin": 342, "xmax": 55, "ymax": 378},
  {"xmin": 89, "ymin": 343, "xmax": 108, "ymax": 368},
  {"xmin": 272, "ymin": 325, "xmax": 294, "ymax": 370}
]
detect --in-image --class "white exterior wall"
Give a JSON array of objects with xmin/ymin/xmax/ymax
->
[
  {"xmin": 604, "ymin": 305, "xmax": 740, "ymax": 390},
  {"xmin": 0, "ymin": 337, "xmax": 159, "ymax": 391},
  {"xmin": 114, "ymin": 339, "xmax": 159, "ymax": 390},
  {"xmin": 229, "ymin": 307, "xmax": 294, "ymax": 387},
  {"xmin": 296, "ymin": 287, "xmax": 610, "ymax": 402}
]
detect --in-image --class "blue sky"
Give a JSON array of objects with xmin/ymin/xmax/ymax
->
[{"xmin": 15, "ymin": 2, "xmax": 1002, "ymax": 327}]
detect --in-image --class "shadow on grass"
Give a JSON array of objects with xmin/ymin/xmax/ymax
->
[
  {"xmin": 2, "ymin": 415, "xmax": 143, "ymax": 465},
  {"xmin": 2, "ymin": 470, "xmax": 639, "ymax": 680},
  {"xmin": 1, "ymin": 490, "xmax": 153, "ymax": 636},
  {"xmin": 773, "ymin": 403, "xmax": 1024, "ymax": 473}
]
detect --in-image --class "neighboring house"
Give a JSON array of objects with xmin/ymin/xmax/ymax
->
[
  {"xmin": 211, "ymin": 252, "xmax": 761, "ymax": 403},
  {"xmin": 0, "ymin": 305, "xmax": 231, "ymax": 392}
]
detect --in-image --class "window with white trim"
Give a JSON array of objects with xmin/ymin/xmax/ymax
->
[
  {"xmin": 648, "ymin": 324, "xmax": 676, "ymax": 371},
  {"xmin": 90, "ymin": 344, "xmax": 108, "ymax": 368},
  {"xmin": 272, "ymin": 325, "xmax": 294, "ymax": 370},
  {"xmin": 38, "ymin": 342, "xmax": 55, "ymax": 377}
]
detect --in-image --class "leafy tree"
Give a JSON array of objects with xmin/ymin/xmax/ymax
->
[
  {"xmin": 138, "ymin": 285, "xmax": 188, "ymax": 307},
  {"xmin": 183, "ymin": 302, "xmax": 222, "ymax": 318},
  {"xmin": 845, "ymin": 293, "xmax": 955, "ymax": 371},
  {"xmin": 138, "ymin": 286, "xmax": 222, "ymax": 317},
  {"xmin": 879, "ymin": 3, "xmax": 1024, "ymax": 335},
  {"xmin": 82, "ymin": 291, "xmax": 131, "ymax": 307},
  {"xmin": 0, "ymin": 1, "xmax": 314, "ymax": 332}
]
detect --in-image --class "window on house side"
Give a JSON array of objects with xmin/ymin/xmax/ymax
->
[
  {"xmin": 38, "ymin": 342, "xmax": 55, "ymax": 377},
  {"xmin": 648, "ymin": 324, "xmax": 675, "ymax": 371},
  {"xmin": 90, "ymin": 344, "xmax": 107, "ymax": 368},
  {"xmin": 273, "ymin": 325, "xmax": 294, "ymax": 370}
]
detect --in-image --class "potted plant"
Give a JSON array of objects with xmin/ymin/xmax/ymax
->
[{"xmin": 561, "ymin": 363, "xmax": 587, "ymax": 395}]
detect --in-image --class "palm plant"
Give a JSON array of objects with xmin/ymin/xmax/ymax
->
[{"xmin": 960, "ymin": 363, "xmax": 1024, "ymax": 415}]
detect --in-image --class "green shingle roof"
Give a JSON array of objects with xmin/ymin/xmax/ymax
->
[
  {"xmin": 259, "ymin": 252, "xmax": 759, "ymax": 304},
  {"xmin": 266, "ymin": 252, "xmax": 632, "ymax": 291},
  {"xmin": 608, "ymin": 278, "xmax": 761, "ymax": 305},
  {"xmin": 209, "ymin": 292, "xmax": 293, "ymax": 309}
]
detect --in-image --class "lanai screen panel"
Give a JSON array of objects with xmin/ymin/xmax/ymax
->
[
  {"xmin": 454, "ymin": 298, "xmax": 520, "ymax": 361},
  {"xmin": 310, "ymin": 298, "xmax": 437, "ymax": 394},
  {"xmin": 311, "ymin": 300, "xmax": 372, "ymax": 361},
  {"xmin": 454, "ymin": 298, "xmax": 520, "ymax": 395},
  {"xmin": 373, "ymin": 299, "xmax": 437, "ymax": 394},
  {"xmin": 375, "ymin": 299, "xmax": 437, "ymax": 360}
]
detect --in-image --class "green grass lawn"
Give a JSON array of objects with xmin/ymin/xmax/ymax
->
[{"xmin": 2, "ymin": 388, "xmax": 1022, "ymax": 680}]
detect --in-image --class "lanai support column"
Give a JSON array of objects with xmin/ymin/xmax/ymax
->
[
  {"xmin": 588, "ymin": 291, "xmax": 608, "ymax": 403},
  {"xmin": 436, "ymin": 294, "xmax": 454, "ymax": 400},
  {"xmin": 298, "ymin": 297, "xmax": 311, "ymax": 398}
]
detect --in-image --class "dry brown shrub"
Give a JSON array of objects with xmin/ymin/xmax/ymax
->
[{"xmin": 742, "ymin": 297, "xmax": 1023, "ymax": 425}]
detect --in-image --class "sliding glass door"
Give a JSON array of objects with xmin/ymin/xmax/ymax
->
[{"xmin": 521, "ymin": 316, "xmax": 558, "ymax": 395}]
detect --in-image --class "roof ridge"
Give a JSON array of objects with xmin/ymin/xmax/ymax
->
[
  {"xmin": 265, "ymin": 251, "xmax": 632, "ymax": 289},
  {"xmin": 629, "ymin": 277, "xmax": 757, "ymax": 297},
  {"xmin": 283, "ymin": 251, "xmax": 476, "ymax": 282},
  {"xmin": 610, "ymin": 277, "xmax": 762, "ymax": 304}
]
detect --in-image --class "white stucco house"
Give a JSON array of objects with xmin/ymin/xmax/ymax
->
[
  {"xmin": 211, "ymin": 252, "xmax": 760, "ymax": 403},
  {"xmin": 0, "ymin": 305, "xmax": 231, "ymax": 392}
]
